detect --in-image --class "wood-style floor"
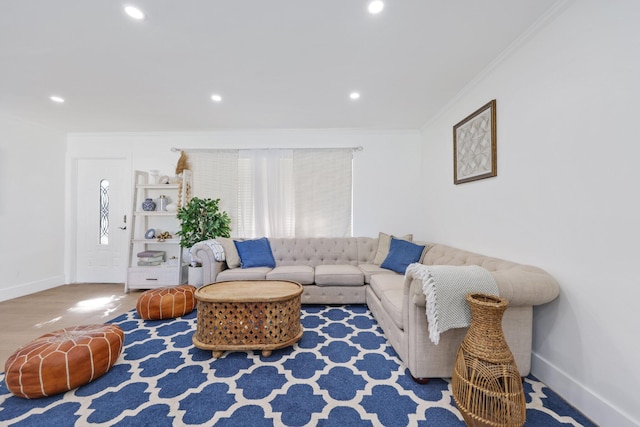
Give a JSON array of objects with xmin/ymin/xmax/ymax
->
[{"xmin": 0, "ymin": 284, "xmax": 142, "ymax": 367}]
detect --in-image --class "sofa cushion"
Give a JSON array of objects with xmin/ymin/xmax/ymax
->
[
  {"xmin": 266, "ymin": 266, "xmax": 315, "ymax": 285},
  {"xmin": 218, "ymin": 237, "xmax": 241, "ymax": 268},
  {"xmin": 381, "ymin": 238, "xmax": 425, "ymax": 274},
  {"xmin": 234, "ymin": 237, "xmax": 276, "ymax": 268},
  {"xmin": 368, "ymin": 273, "xmax": 402, "ymax": 300},
  {"xmin": 381, "ymin": 288, "xmax": 404, "ymax": 330},
  {"xmin": 369, "ymin": 274, "xmax": 405, "ymax": 330},
  {"xmin": 358, "ymin": 263, "xmax": 399, "ymax": 284},
  {"xmin": 373, "ymin": 232, "xmax": 413, "ymax": 265},
  {"xmin": 216, "ymin": 267, "xmax": 272, "ymax": 281},
  {"xmin": 315, "ymin": 265, "xmax": 364, "ymax": 286}
]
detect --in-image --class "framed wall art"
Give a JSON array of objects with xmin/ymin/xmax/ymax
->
[{"xmin": 453, "ymin": 100, "xmax": 497, "ymax": 184}]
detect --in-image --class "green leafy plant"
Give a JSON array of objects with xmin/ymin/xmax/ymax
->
[{"xmin": 176, "ymin": 197, "xmax": 231, "ymax": 248}]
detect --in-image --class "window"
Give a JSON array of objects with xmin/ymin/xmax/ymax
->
[
  {"xmin": 237, "ymin": 150, "xmax": 295, "ymax": 237},
  {"xmin": 293, "ymin": 149, "xmax": 353, "ymax": 237},
  {"xmin": 190, "ymin": 148, "xmax": 353, "ymax": 238},
  {"xmin": 99, "ymin": 179, "xmax": 109, "ymax": 245}
]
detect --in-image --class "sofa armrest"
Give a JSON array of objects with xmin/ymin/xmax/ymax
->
[
  {"xmin": 409, "ymin": 278, "xmax": 428, "ymax": 308},
  {"xmin": 491, "ymin": 265, "xmax": 559, "ymax": 306},
  {"xmin": 190, "ymin": 242, "xmax": 227, "ymax": 284},
  {"xmin": 406, "ymin": 265, "xmax": 559, "ymax": 308}
]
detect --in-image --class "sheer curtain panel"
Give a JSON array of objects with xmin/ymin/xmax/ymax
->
[{"xmin": 237, "ymin": 150, "xmax": 295, "ymax": 238}]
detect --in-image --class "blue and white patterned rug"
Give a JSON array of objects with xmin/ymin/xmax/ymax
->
[{"xmin": 0, "ymin": 305, "xmax": 594, "ymax": 426}]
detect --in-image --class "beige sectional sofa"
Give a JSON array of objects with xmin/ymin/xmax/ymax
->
[{"xmin": 191, "ymin": 236, "xmax": 559, "ymax": 381}]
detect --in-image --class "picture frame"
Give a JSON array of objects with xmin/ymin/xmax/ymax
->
[{"xmin": 453, "ymin": 100, "xmax": 497, "ymax": 184}]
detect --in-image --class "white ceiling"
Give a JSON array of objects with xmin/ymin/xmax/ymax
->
[{"xmin": 0, "ymin": 0, "xmax": 560, "ymax": 133}]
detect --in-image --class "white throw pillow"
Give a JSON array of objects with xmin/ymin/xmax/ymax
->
[
  {"xmin": 218, "ymin": 237, "xmax": 241, "ymax": 268},
  {"xmin": 373, "ymin": 232, "xmax": 413, "ymax": 265}
]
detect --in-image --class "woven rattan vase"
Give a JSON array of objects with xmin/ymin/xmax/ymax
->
[{"xmin": 451, "ymin": 293, "xmax": 526, "ymax": 427}]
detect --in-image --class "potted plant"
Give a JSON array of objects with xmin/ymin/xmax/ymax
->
[
  {"xmin": 176, "ymin": 197, "xmax": 231, "ymax": 247},
  {"xmin": 176, "ymin": 197, "xmax": 231, "ymax": 285}
]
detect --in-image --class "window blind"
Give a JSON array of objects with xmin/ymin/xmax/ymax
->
[{"xmin": 187, "ymin": 148, "xmax": 353, "ymax": 238}]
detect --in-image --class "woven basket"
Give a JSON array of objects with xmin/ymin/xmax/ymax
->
[{"xmin": 451, "ymin": 293, "xmax": 526, "ymax": 427}]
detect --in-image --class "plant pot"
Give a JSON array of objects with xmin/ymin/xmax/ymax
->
[{"xmin": 188, "ymin": 266, "xmax": 203, "ymax": 287}]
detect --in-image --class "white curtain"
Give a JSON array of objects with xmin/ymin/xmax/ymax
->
[
  {"xmin": 186, "ymin": 148, "xmax": 353, "ymax": 238},
  {"xmin": 237, "ymin": 150, "xmax": 295, "ymax": 237}
]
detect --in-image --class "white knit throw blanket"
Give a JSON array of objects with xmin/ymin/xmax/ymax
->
[
  {"xmin": 189, "ymin": 239, "xmax": 226, "ymax": 262},
  {"xmin": 405, "ymin": 263, "xmax": 499, "ymax": 345}
]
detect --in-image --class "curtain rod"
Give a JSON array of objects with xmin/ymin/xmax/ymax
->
[{"xmin": 170, "ymin": 146, "xmax": 363, "ymax": 153}]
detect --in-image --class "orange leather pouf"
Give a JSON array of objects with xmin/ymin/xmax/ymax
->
[
  {"xmin": 4, "ymin": 324, "xmax": 124, "ymax": 399},
  {"xmin": 136, "ymin": 284, "xmax": 197, "ymax": 320}
]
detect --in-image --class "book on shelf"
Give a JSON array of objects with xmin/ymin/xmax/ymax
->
[
  {"xmin": 137, "ymin": 260, "xmax": 163, "ymax": 266},
  {"xmin": 137, "ymin": 255, "xmax": 164, "ymax": 263},
  {"xmin": 137, "ymin": 250, "xmax": 166, "ymax": 258}
]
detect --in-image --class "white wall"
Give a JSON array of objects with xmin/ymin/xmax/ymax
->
[
  {"xmin": 0, "ymin": 114, "xmax": 66, "ymax": 301},
  {"xmin": 420, "ymin": 1, "xmax": 639, "ymax": 425},
  {"xmin": 66, "ymin": 129, "xmax": 423, "ymax": 261}
]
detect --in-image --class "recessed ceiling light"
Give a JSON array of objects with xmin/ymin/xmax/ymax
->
[
  {"xmin": 50, "ymin": 96, "xmax": 65, "ymax": 103},
  {"xmin": 368, "ymin": 1, "xmax": 384, "ymax": 14},
  {"xmin": 349, "ymin": 92, "xmax": 361, "ymax": 100},
  {"xmin": 124, "ymin": 6, "xmax": 145, "ymax": 20},
  {"xmin": 211, "ymin": 94, "xmax": 222, "ymax": 102}
]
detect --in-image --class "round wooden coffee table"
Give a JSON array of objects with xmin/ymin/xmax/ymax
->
[{"xmin": 193, "ymin": 280, "xmax": 304, "ymax": 358}]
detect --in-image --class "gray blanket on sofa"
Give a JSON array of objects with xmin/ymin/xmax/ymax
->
[{"xmin": 405, "ymin": 263, "xmax": 499, "ymax": 345}]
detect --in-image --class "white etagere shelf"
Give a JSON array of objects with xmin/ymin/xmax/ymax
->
[
  {"xmin": 125, "ymin": 170, "xmax": 191, "ymax": 292},
  {"xmin": 134, "ymin": 211, "xmax": 179, "ymax": 216},
  {"xmin": 131, "ymin": 238, "xmax": 181, "ymax": 244}
]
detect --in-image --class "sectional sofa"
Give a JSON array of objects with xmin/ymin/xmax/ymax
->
[{"xmin": 191, "ymin": 235, "xmax": 559, "ymax": 381}]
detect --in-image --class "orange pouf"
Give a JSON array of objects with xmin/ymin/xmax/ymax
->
[
  {"xmin": 4, "ymin": 324, "xmax": 124, "ymax": 399},
  {"xmin": 136, "ymin": 285, "xmax": 197, "ymax": 320}
]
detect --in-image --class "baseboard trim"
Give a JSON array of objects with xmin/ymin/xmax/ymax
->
[
  {"xmin": 532, "ymin": 352, "xmax": 638, "ymax": 427},
  {"xmin": 0, "ymin": 276, "xmax": 65, "ymax": 302}
]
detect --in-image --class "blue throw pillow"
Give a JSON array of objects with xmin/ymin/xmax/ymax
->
[
  {"xmin": 380, "ymin": 237, "xmax": 425, "ymax": 274},
  {"xmin": 234, "ymin": 237, "xmax": 276, "ymax": 269}
]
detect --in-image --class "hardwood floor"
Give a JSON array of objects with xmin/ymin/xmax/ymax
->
[{"xmin": 0, "ymin": 284, "xmax": 142, "ymax": 367}]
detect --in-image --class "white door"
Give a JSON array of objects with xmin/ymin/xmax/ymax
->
[{"xmin": 75, "ymin": 159, "xmax": 129, "ymax": 283}]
